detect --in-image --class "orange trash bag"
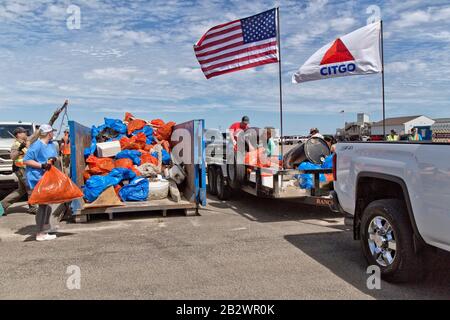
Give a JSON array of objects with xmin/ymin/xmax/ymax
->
[
  {"xmin": 115, "ymin": 158, "xmax": 133, "ymax": 169},
  {"xmin": 127, "ymin": 119, "xmax": 146, "ymax": 135},
  {"xmin": 29, "ymin": 166, "xmax": 83, "ymax": 205},
  {"xmin": 244, "ymin": 148, "xmax": 271, "ymax": 168},
  {"xmin": 86, "ymin": 155, "xmax": 115, "ymax": 175},
  {"xmin": 120, "ymin": 133, "xmax": 146, "ymax": 150},
  {"xmin": 155, "ymin": 121, "xmax": 175, "ymax": 141},
  {"xmin": 124, "ymin": 112, "xmax": 135, "ymax": 123},
  {"xmin": 150, "ymin": 119, "xmax": 165, "ymax": 129},
  {"xmin": 141, "ymin": 153, "xmax": 158, "ymax": 166}
]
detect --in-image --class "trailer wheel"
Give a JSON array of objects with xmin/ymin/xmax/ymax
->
[
  {"xmin": 360, "ymin": 199, "xmax": 424, "ymax": 283},
  {"xmin": 207, "ymin": 166, "xmax": 218, "ymax": 195},
  {"xmin": 216, "ymin": 167, "xmax": 232, "ymax": 200},
  {"xmin": 227, "ymin": 152, "xmax": 245, "ymax": 189}
]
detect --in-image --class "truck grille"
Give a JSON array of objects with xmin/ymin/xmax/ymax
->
[{"xmin": 0, "ymin": 152, "xmax": 11, "ymax": 160}]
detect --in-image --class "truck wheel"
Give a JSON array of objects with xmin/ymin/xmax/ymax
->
[
  {"xmin": 216, "ymin": 168, "xmax": 231, "ymax": 200},
  {"xmin": 360, "ymin": 199, "xmax": 423, "ymax": 283},
  {"xmin": 227, "ymin": 153, "xmax": 245, "ymax": 189},
  {"xmin": 207, "ymin": 166, "xmax": 218, "ymax": 195}
]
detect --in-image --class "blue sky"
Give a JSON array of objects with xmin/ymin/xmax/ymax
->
[{"xmin": 0, "ymin": 0, "xmax": 449, "ymax": 135}]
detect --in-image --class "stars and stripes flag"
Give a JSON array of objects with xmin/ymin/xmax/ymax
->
[{"xmin": 194, "ymin": 9, "xmax": 279, "ymax": 79}]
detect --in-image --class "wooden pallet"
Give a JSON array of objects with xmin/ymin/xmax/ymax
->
[{"xmin": 73, "ymin": 198, "xmax": 198, "ymax": 223}]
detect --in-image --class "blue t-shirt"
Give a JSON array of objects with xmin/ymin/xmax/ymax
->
[{"xmin": 24, "ymin": 140, "xmax": 57, "ymax": 189}]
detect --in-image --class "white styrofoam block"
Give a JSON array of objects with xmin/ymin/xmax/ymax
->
[
  {"xmin": 261, "ymin": 175, "xmax": 273, "ymax": 188},
  {"xmin": 96, "ymin": 141, "xmax": 121, "ymax": 158}
]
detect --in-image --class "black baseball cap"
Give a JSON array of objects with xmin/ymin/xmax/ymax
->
[
  {"xmin": 13, "ymin": 127, "xmax": 27, "ymax": 136},
  {"xmin": 242, "ymin": 116, "xmax": 250, "ymax": 123}
]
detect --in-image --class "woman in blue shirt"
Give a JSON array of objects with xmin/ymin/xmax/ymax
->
[{"xmin": 24, "ymin": 124, "xmax": 58, "ymax": 241}]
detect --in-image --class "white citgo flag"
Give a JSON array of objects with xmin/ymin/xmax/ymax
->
[{"xmin": 292, "ymin": 21, "xmax": 382, "ymax": 84}]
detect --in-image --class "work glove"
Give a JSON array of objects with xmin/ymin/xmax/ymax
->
[
  {"xmin": 41, "ymin": 163, "xmax": 52, "ymax": 171},
  {"xmin": 18, "ymin": 142, "xmax": 27, "ymax": 151},
  {"xmin": 48, "ymin": 157, "xmax": 57, "ymax": 164}
]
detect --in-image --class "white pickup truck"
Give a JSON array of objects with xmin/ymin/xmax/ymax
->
[
  {"xmin": 0, "ymin": 122, "xmax": 37, "ymax": 189},
  {"xmin": 332, "ymin": 141, "xmax": 450, "ymax": 282}
]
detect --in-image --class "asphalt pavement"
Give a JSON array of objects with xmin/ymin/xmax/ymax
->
[{"xmin": 0, "ymin": 193, "xmax": 449, "ymax": 300}]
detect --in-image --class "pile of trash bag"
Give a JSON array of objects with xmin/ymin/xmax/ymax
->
[
  {"xmin": 82, "ymin": 113, "xmax": 184, "ymax": 203},
  {"xmin": 297, "ymin": 154, "xmax": 334, "ymax": 190}
]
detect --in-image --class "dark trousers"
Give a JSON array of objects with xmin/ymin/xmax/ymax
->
[{"xmin": 0, "ymin": 168, "xmax": 36, "ymax": 211}]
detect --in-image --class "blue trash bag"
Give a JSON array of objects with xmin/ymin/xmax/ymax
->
[
  {"xmin": 84, "ymin": 125, "xmax": 102, "ymax": 156},
  {"xmin": 297, "ymin": 161, "xmax": 326, "ymax": 190},
  {"xmin": 119, "ymin": 177, "xmax": 149, "ymax": 201},
  {"xmin": 152, "ymin": 149, "xmax": 171, "ymax": 165},
  {"xmin": 108, "ymin": 168, "xmax": 137, "ymax": 185},
  {"xmin": 132, "ymin": 125, "xmax": 153, "ymax": 137},
  {"xmin": 133, "ymin": 125, "xmax": 154, "ymax": 144},
  {"xmin": 321, "ymin": 154, "xmax": 333, "ymax": 169},
  {"xmin": 83, "ymin": 175, "xmax": 116, "ymax": 202},
  {"xmin": 116, "ymin": 150, "xmax": 142, "ymax": 166},
  {"xmin": 104, "ymin": 118, "xmax": 127, "ymax": 134},
  {"xmin": 83, "ymin": 168, "xmax": 136, "ymax": 202}
]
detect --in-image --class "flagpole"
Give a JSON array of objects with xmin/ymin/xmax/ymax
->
[
  {"xmin": 276, "ymin": 7, "xmax": 284, "ymax": 167},
  {"xmin": 380, "ymin": 20, "xmax": 386, "ymax": 140}
]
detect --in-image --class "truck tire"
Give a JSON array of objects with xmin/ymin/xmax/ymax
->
[
  {"xmin": 207, "ymin": 166, "xmax": 218, "ymax": 195},
  {"xmin": 360, "ymin": 199, "xmax": 423, "ymax": 283},
  {"xmin": 227, "ymin": 152, "xmax": 245, "ymax": 189},
  {"xmin": 216, "ymin": 167, "xmax": 232, "ymax": 200}
]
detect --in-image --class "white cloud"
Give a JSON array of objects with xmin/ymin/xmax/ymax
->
[
  {"xmin": 394, "ymin": 10, "xmax": 431, "ymax": 28},
  {"xmin": 103, "ymin": 29, "xmax": 160, "ymax": 46},
  {"xmin": 84, "ymin": 67, "xmax": 140, "ymax": 80},
  {"xmin": 329, "ymin": 17, "xmax": 357, "ymax": 32},
  {"xmin": 394, "ymin": 6, "xmax": 450, "ymax": 29},
  {"xmin": 17, "ymin": 80, "xmax": 55, "ymax": 88},
  {"xmin": 177, "ymin": 67, "xmax": 204, "ymax": 81}
]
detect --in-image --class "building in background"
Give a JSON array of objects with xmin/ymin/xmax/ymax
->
[
  {"xmin": 431, "ymin": 118, "xmax": 450, "ymax": 142},
  {"xmin": 336, "ymin": 113, "xmax": 373, "ymax": 141},
  {"xmin": 371, "ymin": 115, "xmax": 435, "ymax": 138}
]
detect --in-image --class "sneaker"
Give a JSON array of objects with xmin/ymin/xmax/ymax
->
[
  {"xmin": 43, "ymin": 224, "xmax": 59, "ymax": 234},
  {"xmin": 36, "ymin": 233, "xmax": 57, "ymax": 241}
]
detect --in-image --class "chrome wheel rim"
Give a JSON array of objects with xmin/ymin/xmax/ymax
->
[{"xmin": 367, "ymin": 216, "xmax": 397, "ymax": 267}]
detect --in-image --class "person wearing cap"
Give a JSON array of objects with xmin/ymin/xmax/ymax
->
[
  {"xmin": 59, "ymin": 129, "xmax": 71, "ymax": 175},
  {"xmin": 0, "ymin": 127, "xmax": 37, "ymax": 215},
  {"xmin": 387, "ymin": 129, "xmax": 399, "ymax": 141},
  {"xmin": 229, "ymin": 116, "xmax": 250, "ymax": 147},
  {"xmin": 23, "ymin": 124, "xmax": 59, "ymax": 241},
  {"xmin": 309, "ymin": 128, "xmax": 324, "ymax": 139}
]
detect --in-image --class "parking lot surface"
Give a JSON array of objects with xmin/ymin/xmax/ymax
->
[{"xmin": 0, "ymin": 193, "xmax": 449, "ymax": 299}]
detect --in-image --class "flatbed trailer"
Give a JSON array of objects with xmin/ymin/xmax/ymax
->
[
  {"xmin": 69, "ymin": 119, "xmax": 207, "ymax": 222},
  {"xmin": 206, "ymin": 142, "xmax": 335, "ymax": 208}
]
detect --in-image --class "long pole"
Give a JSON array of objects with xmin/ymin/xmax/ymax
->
[
  {"xmin": 380, "ymin": 20, "xmax": 386, "ymax": 140},
  {"xmin": 276, "ymin": 7, "xmax": 284, "ymax": 166}
]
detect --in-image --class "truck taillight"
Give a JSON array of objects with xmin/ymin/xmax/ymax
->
[{"xmin": 332, "ymin": 153, "xmax": 337, "ymax": 181}]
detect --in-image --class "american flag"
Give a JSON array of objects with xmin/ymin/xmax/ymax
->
[{"xmin": 194, "ymin": 9, "xmax": 279, "ymax": 79}]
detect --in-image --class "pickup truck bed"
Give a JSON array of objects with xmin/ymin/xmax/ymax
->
[{"xmin": 333, "ymin": 141, "xmax": 450, "ymax": 282}]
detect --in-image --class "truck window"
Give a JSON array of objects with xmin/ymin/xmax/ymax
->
[{"xmin": 0, "ymin": 125, "xmax": 33, "ymax": 139}]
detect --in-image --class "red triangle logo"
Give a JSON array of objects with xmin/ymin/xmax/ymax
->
[{"xmin": 320, "ymin": 38, "xmax": 355, "ymax": 65}]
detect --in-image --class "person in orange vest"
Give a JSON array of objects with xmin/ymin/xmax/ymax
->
[
  {"xmin": 0, "ymin": 127, "xmax": 37, "ymax": 215},
  {"xmin": 60, "ymin": 129, "xmax": 71, "ymax": 175}
]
